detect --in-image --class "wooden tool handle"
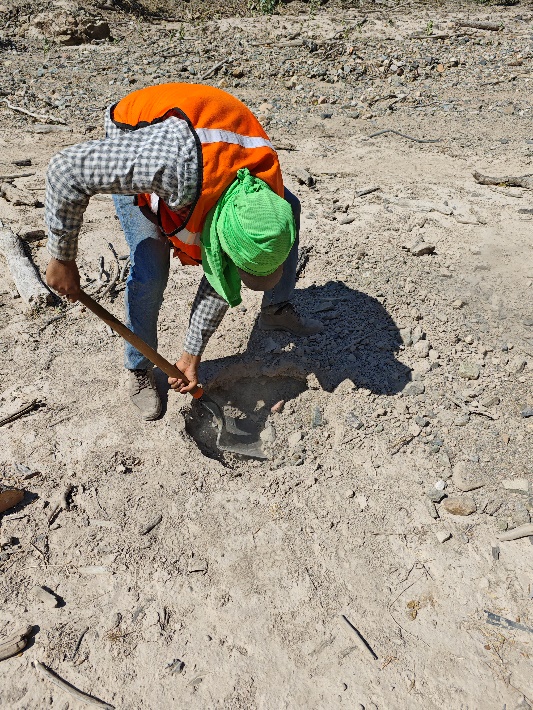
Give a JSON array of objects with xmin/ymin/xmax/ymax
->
[{"xmin": 77, "ymin": 290, "xmax": 201, "ymax": 395}]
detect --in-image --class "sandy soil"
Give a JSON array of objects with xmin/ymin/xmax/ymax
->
[{"xmin": 1, "ymin": 2, "xmax": 532, "ymax": 709}]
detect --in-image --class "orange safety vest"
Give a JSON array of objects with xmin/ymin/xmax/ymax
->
[{"xmin": 110, "ymin": 83, "xmax": 284, "ymax": 266}]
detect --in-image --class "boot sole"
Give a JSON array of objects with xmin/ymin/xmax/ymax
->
[{"xmin": 259, "ymin": 319, "xmax": 324, "ymax": 336}]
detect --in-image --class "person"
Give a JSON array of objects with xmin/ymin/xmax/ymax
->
[{"xmin": 45, "ymin": 82, "xmax": 323, "ymax": 420}]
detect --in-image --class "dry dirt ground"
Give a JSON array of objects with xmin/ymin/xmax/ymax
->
[{"xmin": 1, "ymin": 2, "xmax": 533, "ymax": 709}]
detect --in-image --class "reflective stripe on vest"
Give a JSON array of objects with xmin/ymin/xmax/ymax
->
[
  {"xmin": 195, "ymin": 127, "xmax": 274, "ymax": 150},
  {"xmin": 111, "ymin": 83, "xmax": 284, "ymax": 266}
]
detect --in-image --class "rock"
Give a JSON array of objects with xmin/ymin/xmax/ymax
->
[
  {"xmin": 451, "ymin": 299, "xmax": 465, "ymax": 309},
  {"xmin": 32, "ymin": 585, "xmax": 59, "ymax": 607},
  {"xmin": 452, "ymin": 462, "xmax": 485, "ymax": 492},
  {"xmin": 435, "ymin": 530, "xmax": 452, "ymax": 543},
  {"xmin": 292, "ymin": 168, "xmax": 315, "ymax": 187},
  {"xmin": 412, "ymin": 325, "xmax": 424, "ymax": 344},
  {"xmin": 508, "ymin": 355, "xmax": 527, "ymax": 374},
  {"xmin": 1, "ymin": 183, "xmax": 39, "ymax": 207},
  {"xmin": 404, "ymin": 382, "xmax": 425, "ymax": 396},
  {"xmin": 410, "ymin": 239, "xmax": 436, "ymax": 256},
  {"xmin": 434, "ymin": 480, "xmax": 446, "ymax": 491},
  {"xmin": 481, "ymin": 395, "xmax": 500, "ymax": 408},
  {"xmin": 501, "ymin": 478, "xmax": 529, "ymax": 494},
  {"xmin": 0, "ymin": 485, "xmax": 24, "ymax": 514},
  {"xmin": 188, "ymin": 559, "xmax": 208, "ymax": 573},
  {"xmin": 427, "ymin": 488, "xmax": 446, "ymax": 503},
  {"xmin": 454, "ymin": 413, "xmax": 470, "ymax": 427},
  {"xmin": 408, "ymin": 421, "xmax": 422, "ymax": 437},
  {"xmin": 288, "ymin": 430, "xmax": 303, "ymax": 447},
  {"xmin": 521, "ymin": 406, "xmax": 533, "ymax": 418},
  {"xmin": 260, "ymin": 423, "xmax": 277, "ymax": 443},
  {"xmin": 345, "ymin": 411, "xmax": 364, "ymax": 429},
  {"xmin": 442, "ymin": 496, "xmax": 477, "ymax": 516},
  {"xmin": 345, "ymin": 489, "xmax": 355, "ymax": 499},
  {"xmin": 271, "ymin": 400, "xmax": 285, "ymax": 414},
  {"xmin": 399, "ymin": 327, "xmax": 413, "ymax": 346},
  {"xmin": 414, "ymin": 340, "xmax": 430, "ymax": 358},
  {"xmin": 339, "ymin": 215, "xmax": 356, "ymax": 225},
  {"xmin": 310, "ymin": 406, "xmax": 323, "ymax": 428},
  {"xmin": 458, "ymin": 361, "xmax": 480, "ymax": 380}
]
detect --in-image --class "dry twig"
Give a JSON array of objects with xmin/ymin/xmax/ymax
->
[
  {"xmin": 0, "ymin": 400, "xmax": 43, "ymax": 427},
  {"xmin": 369, "ymin": 129, "xmax": 440, "ymax": 144},
  {"xmin": 1, "ymin": 99, "xmax": 66, "ymax": 125},
  {"xmin": 36, "ymin": 661, "xmax": 114, "ymax": 709},
  {"xmin": 473, "ymin": 170, "xmax": 533, "ymax": 190}
]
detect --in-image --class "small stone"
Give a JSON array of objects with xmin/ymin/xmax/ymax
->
[
  {"xmin": 317, "ymin": 96, "xmax": 328, "ymax": 104},
  {"xmin": 260, "ymin": 423, "xmax": 277, "ymax": 443},
  {"xmin": 415, "ymin": 416, "xmax": 429, "ymax": 427},
  {"xmin": 508, "ymin": 355, "xmax": 527, "ymax": 374},
  {"xmin": 414, "ymin": 340, "xmax": 430, "ymax": 358},
  {"xmin": 521, "ymin": 406, "xmax": 533, "ymax": 418},
  {"xmin": 424, "ymin": 497, "xmax": 439, "ymax": 519},
  {"xmin": 410, "ymin": 240, "xmax": 436, "ymax": 256},
  {"xmin": 454, "ymin": 413, "xmax": 470, "ymax": 427},
  {"xmin": 408, "ymin": 421, "xmax": 422, "ymax": 437},
  {"xmin": 434, "ymin": 480, "xmax": 446, "ymax": 491},
  {"xmin": 481, "ymin": 395, "xmax": 500, "ymax": 408},
  {"xmin": 310, "ymin": 406, "xmax": 323, "ymax": 428},
  {"xmin": 32, "ymin": 585, "xmax": 59, "ymax": 607},
  {"xmin": 339, "ymin": 215, "xmax": 356, "ymax": 225},
  {"xmin": 399, "ymin": 327, "xmax": 413, "ymax": 346},
  {"xmin": 501, "ymin": 478, "xmax": 530, "ymax": 494},
  {"xmin": 452, "ymin": 299, "xmax": 465, "ymax": 309},
  {"xmin": 458, "ymin": 361, "xmax": 480, "ymax": 380},
  {"xmin": 271, "ymin": 400, "xmax": 285, "ymax": 414},
  {"xmin": 231, "ymin": 67, "xmax": 245, "ymax": 78},
  {"xmin": 427, "ymin": 488, "xmax": 446, "ymax": 503},
  {"xmin": 502, "ymin": 104, "xmax": 515, "ymax": 115},
  {"xmin": 188, "ymin": 559, "xmax": 208, "ymax": 573},
  {"xmin": 452, "ymin": 462, "xmax": 485, "ymax": 492},
  {"xmin": 404, "ymin": 382, "xmax": 425, "ymax": 396},
  {"xmin": 345, "ymin": 489, "xmax": 355, "ymax": 499},
  {"xmin": 442, "ymin": 496, "xmax": 477, "ymax": 516},
  {"xmin": 435, "ymin": 530, "xmax": 451, "ymax": 543},
  {"xmin": 320, "ymin": 112, "xmax": 333, "ymax": 120},
  {"xmin": 288, "ymin": 431, "xmax": 303, "ymax": 447},
  {"xmin": 496, "ymin": 519, "xmax": 508, "ymax": 531},
  {"xmin": 345, "ymin": 411, "xmax": 364, "ymax": 429}
]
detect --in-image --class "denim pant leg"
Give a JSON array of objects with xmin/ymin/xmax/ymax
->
[
  {"xmin": 113, "ymin": 195, "xmax": 170, "ymax": 370},
  {"xmin": 261, "ymin": 187, "xmax": 301, "ymax": 310}
]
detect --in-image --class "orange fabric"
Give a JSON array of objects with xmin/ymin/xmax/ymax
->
[{"xmin": 112, "ymin": 83, "xmax": 284, "ymax": 266}]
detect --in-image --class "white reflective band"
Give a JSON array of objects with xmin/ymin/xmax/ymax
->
[
  {"xmin": 196, "ymin": 127, "xmax": 274, "ymax": 150},
  {"xmin": 179, "ymin": 228, "xmax": 201, "ymax": 246},
  {"xmin": 150, "ymin": 193, "xmax": 159, "ymax": 214}
]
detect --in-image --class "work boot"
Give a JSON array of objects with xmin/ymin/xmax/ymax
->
[
  {"xmin": 127, "ymin": 368, "xmax": 162, "ymax": 421},
  {"xmin": 259, "ymin": 302, "xmax": 324, "ymax": 336}
]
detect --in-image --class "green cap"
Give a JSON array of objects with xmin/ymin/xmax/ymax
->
[{"xmin": 200, "ymin": 168, "xmax": 296, "ymax": 306}]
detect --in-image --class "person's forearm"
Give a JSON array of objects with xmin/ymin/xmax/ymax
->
[{"xmin": 184, "ymin": 276, "xmax": 229, "ymax": 356}]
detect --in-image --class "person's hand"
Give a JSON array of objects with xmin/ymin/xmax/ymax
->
[
  {"xmin": 169, "ymin": 352, "xmax": 201, "ymax": 394},
  {"xmin": 46, "ymin": 258, "xmax": 81, "ymax": 302}
]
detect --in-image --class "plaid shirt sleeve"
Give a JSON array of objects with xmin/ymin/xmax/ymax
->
[
  {"xmin": 184, "ymin": 276, "xmax": 229, "ymax": 356},
  {"xmin": 45, "ymin": 114, "xmax": 198, "ymax": 261}
]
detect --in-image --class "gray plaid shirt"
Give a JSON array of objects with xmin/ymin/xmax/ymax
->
[{"xmin": 45, "ymin": 108, "xmax": 228, "ymax": 356}]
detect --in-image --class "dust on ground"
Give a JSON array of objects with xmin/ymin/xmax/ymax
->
[{"xmin": 1, "ymin": 2, "xmax": 532, "ymax": 708}]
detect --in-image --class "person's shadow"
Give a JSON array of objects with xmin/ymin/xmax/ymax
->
[{"xmin": 199, "ymin": 280, "xmax": 412, "ymax": 395}]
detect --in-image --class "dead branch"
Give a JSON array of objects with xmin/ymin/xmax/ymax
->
[
  {"xmin": 473, "ymin": 171, "xmax": 533, "ymax": 190},
  {"xmin": 369, "ymin": 129, "xmax": 440, "ymax": 144},
  {"xmin": 1, "ymin": 98, "xmax": 66, "ymax": 125},
  {"xmin": 0, "ymin": 172, "xmax": 35, "ymax": 181},
  {"xmin": 456, "ymin": 20, "xmax": 503, "ymax": 32},
  {"xmin": 0, "ymin": 221, "xmax": 53, "ymax": 307},
  {"xmin": 0, "ymin": 399, "xmax": 43, "ymax": 428},
  {"xmin": 36, "ymin": 661, "xmax": 114, "ymax": 709},
  {"xmin": 0, "ymin": 625, "xmax": 33, "ymax": 662},
  {"xmin": 201, "ymin": 58, "xmax": 229, "ymax": 80}
]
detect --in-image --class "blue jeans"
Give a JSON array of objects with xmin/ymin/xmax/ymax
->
[{"xmin": 113, "ymin": 188, "xmax": 301, "ymax": 370}]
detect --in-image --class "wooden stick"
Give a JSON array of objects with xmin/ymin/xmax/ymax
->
[
  {"xmin": 36, "ymin": 661, "xmax": 114, "ymax": 709},
  {"xmin": 340, "ymin": 615, "xmax": 378, "ymax": 660},
  {"xmin": 499, "ymin": 523, "xmax": 533, "ymax": 541},
  {"xmin": 456, "ymin": 20, "xmax": 503, "ymax": 32},
  {"xmin": 201, "ymin": 59, "xmax": 228, "ymax": 81},
  {"xmin": 0, "ymin": 399, "xmax": 42, "ymax": 427},
  {"xmin": 0, "ymin": 625, "xmax": 33, "ymax": 662},
  {"xmin": 0, "ymin": 221, "xmax": 53, "ymax": 308},
  {"xmin": 369, "ymin": 129, "xmax": 440, "ymax": 144},
  {"xmin": 1, "ymin": 99, "xmax": 66, "ymax": 125},
  {"xmin": 0, "ymin": 172, "xmax": 35, "ymax": 181},
  {"xmin": 473, "ymin": 170, "xmax": 533, "ymax": 190}
]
